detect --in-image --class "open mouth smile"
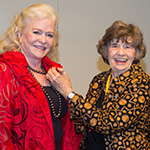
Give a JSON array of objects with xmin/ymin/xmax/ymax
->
[
  {"xmin": 34, "ymin": 45, "xmax": 46, "ymax": 50},
  {"xmin": 115, "ymin": 58, "xmax": 127, "ymax": 62}
]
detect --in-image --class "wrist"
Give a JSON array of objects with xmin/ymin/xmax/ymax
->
[{"xmin": 66, "ymin": 91, "xmax": 76, "ymax": 103}]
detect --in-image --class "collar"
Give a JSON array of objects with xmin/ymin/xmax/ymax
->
[{"xmin": 0, "ymin": 51, "xmax": 62, "ymax": 88}]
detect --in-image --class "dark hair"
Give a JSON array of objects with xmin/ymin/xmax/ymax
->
[{"xmin": 97, "ymin": 20, "xmax": 146, "ymax": 64}]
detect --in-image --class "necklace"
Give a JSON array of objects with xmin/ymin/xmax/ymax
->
[
  {"xmin": 28, "ymin": 66, "xmax": 62, "ymax": 118},
  {"xmin": 28, "ymin": 64, "xmax": 47, "ymax": 75}
]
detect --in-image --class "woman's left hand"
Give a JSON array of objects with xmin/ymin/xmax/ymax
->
[{"xmin": 46, "ymin": 67, "xmax": 73, "ymax": 99}]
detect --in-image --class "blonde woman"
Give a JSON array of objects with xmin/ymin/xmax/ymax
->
[{"xmin": 0, "ymin": 3, "xmax": 82, "ymax": 150}]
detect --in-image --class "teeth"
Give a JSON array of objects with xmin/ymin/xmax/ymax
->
[
  {"xmin": 115, "ymin": 58, "xmax": 127, "ymax": 62},
  {"xmin": 34, "ymin": 45, "xmax": 46, "ymax": 50}
]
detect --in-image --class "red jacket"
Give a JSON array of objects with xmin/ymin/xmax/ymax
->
[{"xmin": 0, "ymin": 51, "xmax": 82, "ymax": 150}]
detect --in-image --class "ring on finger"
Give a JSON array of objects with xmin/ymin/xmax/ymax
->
[{"xmin": 47, "ymin": 74, "xmax": 51, "ymax": 80}]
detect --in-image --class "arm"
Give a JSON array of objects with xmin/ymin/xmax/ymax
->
[
  {"xmin": 69, "ymin": 75, "xmax": 150, "ymax": 134},
  {"xmin": 47, "ymin": 67, "xmax": 84, "ymax": 133},
  {"xmin": 47, "ymin": 67, "xmax": 150, "ymax": 134},
  {"xmin": 0, "ymin": 63, "xmax": 16, "ymax": 149}
]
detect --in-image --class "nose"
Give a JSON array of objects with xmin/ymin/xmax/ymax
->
[
  {"xmin": 39, "ymin": 34, "xmax": 47, "ymax": 44},
  {"xmin": 117, "ymin": 45, "xmax": 125, "ymax": 55}
]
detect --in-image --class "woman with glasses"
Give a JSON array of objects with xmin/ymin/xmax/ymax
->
[{"xmin": 47, "ymin": 20, "xmax": 150, "ymax": 149}]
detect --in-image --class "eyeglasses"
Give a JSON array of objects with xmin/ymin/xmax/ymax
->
[{"xmin": 109, "ymin": 43, "xmax": 134, "ymax": 50}]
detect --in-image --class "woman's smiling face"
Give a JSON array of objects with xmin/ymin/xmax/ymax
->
[
  {"xmin": 108, "ymin": 38, "xmax": 136, "ymax": 77},
  {"xmin": 18, "ymin": 17, "xmax": 55, "ymax": 62}
]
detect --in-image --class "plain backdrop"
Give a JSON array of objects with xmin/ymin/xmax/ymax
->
[{"xmin": 0, "ymin": 0, "xmax": 150, "ymax": 97}]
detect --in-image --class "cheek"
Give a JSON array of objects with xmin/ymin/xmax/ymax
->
[
  {"xmin": 21, "ymin": 38, "xmax": 31, "ymax": 48},
  {"xmin": 26, "ymin": 35, "xmax": 36, "ymax": 44},
  {"xmin": 22, "ymin": 32, "xmax": 36, "ymax": 44},
  {"xmin": 48, "ymin": 38, "xmax": 54, "ymax": 46},
  {"xmin": 127, "ymin": 51, "xmax": 136, "ymax": 60},
  {"xmin": 108, "ymin": 49, "xmax": 115, "ymax": 60},
  {"xmin": 108, "ymin": 54, "xmax": 114, "ymax": 66}
]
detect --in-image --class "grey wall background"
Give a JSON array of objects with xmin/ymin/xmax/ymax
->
[{"xmin": 0, "ymin": 0, "xmax": 150, "ymax": 97}]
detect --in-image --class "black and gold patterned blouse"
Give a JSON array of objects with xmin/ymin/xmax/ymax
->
[{"xmin": 70, "ymin": 63, "xmax": 150, "ymax": 150}]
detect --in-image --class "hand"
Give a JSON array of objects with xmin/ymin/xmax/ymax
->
[{"xmin": 46, "ymin": 67, "xmax": 73, "ymax": 99}]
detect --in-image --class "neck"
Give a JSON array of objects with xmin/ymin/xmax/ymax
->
[
  {"xmin": 21, "ymin": 50, "xmax": 42, "ymax": 70},
  {"xmin": 111, "ymin": 71, "xmax": 120, "ymax": 80},
  {"xmin": 28, "ymin": 62, "xmax": 42, "ymax": 70}
]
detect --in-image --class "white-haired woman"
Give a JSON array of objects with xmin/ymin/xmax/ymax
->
[{"xmin": 47, "ymin": 20, "xmax": 150, "ymax": 149}]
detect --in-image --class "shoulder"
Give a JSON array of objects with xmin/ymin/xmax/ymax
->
[
  {"xmin": 0, "ymin": 51, "xmax": 27, "ymax": 74},
  {"xmin": 123, "ymin": 65, "xmax": 150, "ymax": 95},
  {"xmin": 42, "ymin": 56, "xmax": 62, "ymax": 71},
  {"xmin": 92, "ymin": 71, "xmax": 109, "ymax": 82},
  {"xmin": 0, "ymin": 61, "xmax": 16, "ymax": 96},
  {"xmin": 89, "ymin": 70, "xmax": 110, "ymax": 89},
  {"xmin": 131, "ymin": 64, "xmax": 150, "ymax": 84},
  {"xmin": 0, "ymin": 61, "xmax": 12, "ymax": 74},
  {"xmin": 0, "ymin": 61, "xmax": 14, "ymax": 82}
]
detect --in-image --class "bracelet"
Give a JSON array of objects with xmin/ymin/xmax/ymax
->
[{"xmin": 67, "ymin": 91, "xmax": 76, "ymax": 103}]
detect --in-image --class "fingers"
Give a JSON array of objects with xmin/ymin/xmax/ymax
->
[
  {"xmin": 48, "ymin": 67, "xmax": 59, "ymax": 75},
  {"xmin": 56, "ymin": 67, "xmax": 68, "ymax": 79},
  {"xmin": 47, "ymin": 67, "xmax": 62, "ymax": 82},
  {"xmin": 56, "ymin": 67, "xmax": 64, "ymax": 73},
  {"xmin": 56, "ymin": 67, "xmax": 70, "ymax": 81},
  {"xmin": 47, "ymin": 67, "xmax": 70, "ymax": 87},
  {"xmin": 47, "ymin": 67, "xmax": 65, "ymax": 79},
  {"xmin": 46, "ymin": 74, "xmax": 51, "ymax": 81},
  {"xmin": 46, "ymin": 67, "xmax": 73, "ymax": 98}
]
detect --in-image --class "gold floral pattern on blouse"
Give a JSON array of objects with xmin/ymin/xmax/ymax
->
[{"xmin": 71, "ymin": 63, "xmax": 150, "ymax": 150}]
